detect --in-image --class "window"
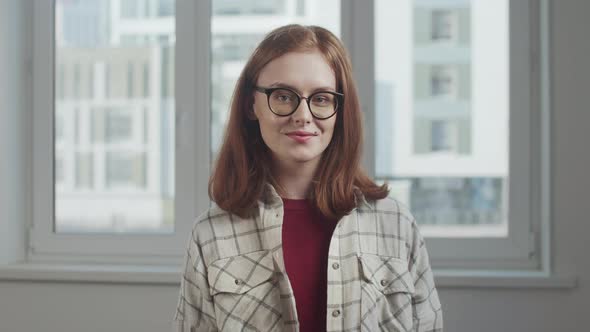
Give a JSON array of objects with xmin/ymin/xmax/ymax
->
[
  {"xmin": 31, "ymin": 0, "xmax": 341, "ymax": 263},
  {"xmin": 431, "ymin": 10, "xmax": 458, "ymax": 42},
  {"xmin": 373, "ymin": 0, "xmax": 546, "ymax": 270},
  {"xmin": 213, "ymin": 0, "xmax": 287, "ymax": 16},
  {"xmin": 30, "ymin": 0, "xmax": 177, "ymax": 260},
  {"xmin": 121, "ymin": 0, "xmax": 144, "ymax": 18},
  {"xmin": 430, "ymin": 65, "xmax": 458, "ymax": 99},
  {"xmin": 431, "ymin": 120, "xmax": 458, "ymax": 152},
  {"xmin": 74, "ymin": 152, "xmax": 94, "ymax": 189},
  {"xmin": 31, "ymin": 0, "xmax": 549, "ymax": 271},
  {"xmin": 105, "ymin": 151, "xmax": 147, "ymax": 189},
  {"xmin": 105, "ymin": 109, "xmax": 133, "ymax": 143},
  {"xmin": 158, "ymin": 0, "xmax": 175, "ymax": 17}
]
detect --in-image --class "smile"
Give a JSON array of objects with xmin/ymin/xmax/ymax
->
[{"xmin": 286, "ymin": 133, "xmax": 315, "ymax": 143}]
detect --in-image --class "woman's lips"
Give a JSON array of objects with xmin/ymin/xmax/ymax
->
[{"xmin": 286, "ymin": 134, "xmax": 314, "ymax": 143}]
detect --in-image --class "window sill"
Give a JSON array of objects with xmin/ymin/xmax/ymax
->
[
  {"xmin": 0, "ymin": 262, "xmax": 180, "ymax": 285},
  {"xmin": 434, "ymin": 269, "xmax": 578, "ymax": 289},
  {"xmin": 0, "ymin": 263, "xmax": 578, "ymax": 289}
]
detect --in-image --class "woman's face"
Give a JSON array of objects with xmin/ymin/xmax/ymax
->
[{"xmin": 253, "ymin": 50, "xmax": 338, "ymax": 169}]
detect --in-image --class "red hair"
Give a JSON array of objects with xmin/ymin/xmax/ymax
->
[{"xmin": 209, "ymin": 24, "xmax": 388, "ymax": 220}]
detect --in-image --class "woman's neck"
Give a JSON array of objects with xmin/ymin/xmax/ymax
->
[{"xmin": 272, "ymin": 158, "xmax": 319, "ymax": 199}]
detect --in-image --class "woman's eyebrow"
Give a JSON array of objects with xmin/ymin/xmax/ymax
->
[{"xmin": 268, "ymin": 82, "xmax": 336, "ymax": 94}]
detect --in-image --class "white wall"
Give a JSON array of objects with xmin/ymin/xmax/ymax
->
[{"xmin": 1, "ymin": 0, "xmax": 589, "ymax": 331}]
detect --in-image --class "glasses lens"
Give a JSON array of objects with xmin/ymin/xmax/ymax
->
[
  {"xmin": 310, "ymin": 92, "xmax": 338, "ymax": 118},
  {"xmin": 269, "ymin": 89, "xmax": 299, "ymax": 115}
]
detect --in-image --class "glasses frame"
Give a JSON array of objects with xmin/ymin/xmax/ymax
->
[{"xmin": 254, "ymin": 86, "xmax": 344, "ymax": 120}]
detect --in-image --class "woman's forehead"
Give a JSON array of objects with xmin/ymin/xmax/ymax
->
[{"xmin": 257, "ymin": 51, "xmax": 336, "ymax": 90}]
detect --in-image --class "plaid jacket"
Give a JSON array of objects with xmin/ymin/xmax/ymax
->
[{"xmin": 173, "ymin": 183, "xmax": 443, "ymax": 332}]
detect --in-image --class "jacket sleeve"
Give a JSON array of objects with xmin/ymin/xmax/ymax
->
[
  {"xmin": 408, "ymin": 219, "xmax": 444, "ymax": 332},
  {"xmin": 173, "ymin": 227, "xmax": 218, "ymax": 332}
]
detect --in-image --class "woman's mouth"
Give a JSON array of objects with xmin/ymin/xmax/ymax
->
[
  {"xmin": 287, "ymin": 134, "xmax": 313, "ymax": 143},
  {"xmin": 286, "ymin": 131, "xmax": 316, "ymax": 143}
]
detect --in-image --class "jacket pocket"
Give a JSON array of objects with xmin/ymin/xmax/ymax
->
[
  {"xmin": 358, "ymin": 253, "xmax": 415, "ymax": 332},
  {"xmin": 207, "ymin": 250, "xmax": 283, "ymax": 331}
]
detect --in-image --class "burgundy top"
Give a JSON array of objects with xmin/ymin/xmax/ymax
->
[{"xmin": 281, "ymin": 198, "xmax": 339, "ymax": 332}]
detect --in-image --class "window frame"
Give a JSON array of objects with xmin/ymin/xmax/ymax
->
[
  {"xmin": 30, "ymin": 0, "xmax": 551, "ymax": 272},
  {"xmin": 30, "ymin": 0, "xmax": 211, "ymax": 265},
  {"xmin": 356, "ymin": 0, "xmax": 550, "ymax": 270}
]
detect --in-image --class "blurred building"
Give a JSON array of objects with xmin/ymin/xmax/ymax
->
[
  {"xmin": 54, "ymin": 0, "xmax": 338, "ymax": 232},
  {"xmin": 375, "ymin": 0, "xmax": 508, "ymax": 229},
  {"xmin": 55, "ymin": 0, "xmax": 175, "ymax": 232},
  {"xmin": 55, "ymin": 0, "xmax": 507, "ymax": 234}
]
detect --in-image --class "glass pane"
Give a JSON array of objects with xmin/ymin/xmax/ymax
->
[
  {"xmin": 375, "ymin": 0, "xmax": 509, "ymax": 237},
  {"xmin": 210, "ymin": 0, "xmax": 341, "ymax": 157},
  {"xmin": 54, "ymin": 0, "xmax": 175, "ymax": 234}
]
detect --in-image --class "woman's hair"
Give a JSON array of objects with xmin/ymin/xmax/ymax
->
[{"xmin": 209, "ymin": 24, "xmax": 389, "ymax": 220}]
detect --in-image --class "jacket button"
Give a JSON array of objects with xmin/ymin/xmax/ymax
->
[
  {"xmin": 332, "ymin": 262, "xmax": 340, "ymax": 270},
  {"xmin": 235, "ymin": 279, "xmax": 243, "ymax": 285},
  {"xmin": 380, "ymin": 279, "xmax": 387, "ymax": 286},
  {"xmin": 332, "ymin": 309, "xmax": 341, "ymax": 317}
]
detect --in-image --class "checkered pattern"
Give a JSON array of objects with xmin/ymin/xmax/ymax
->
[{"xmin": 173, "ymin": 183, "xmax": 443, "ymax": 331}]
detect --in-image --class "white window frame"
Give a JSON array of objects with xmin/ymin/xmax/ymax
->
[
  {"xmin": 30, "ymin": 0, "xmax": 211, "ymax": 265},
  {"xmin": 30, "ymin": 0, "xmax": 551, "ymax": 273},
  {"xmin": 348, "ymin": 0, "xmax": 551, "ymax": 271}
]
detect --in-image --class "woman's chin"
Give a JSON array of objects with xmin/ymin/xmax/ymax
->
[{"xmin": 274, "ymin": 152, "xmax": 321, "ymax": 165}]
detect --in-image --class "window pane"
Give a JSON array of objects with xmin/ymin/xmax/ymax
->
[
  {"xmin": 375, "ymin": 0, "xmax": 509, "ymax": 237},
  {"xmin": 54, "ymin": 0, "xmax": 175, "ymax": 234},
  {"xmin": 210, "ymin": 0, "xmax": 341, "ymax": 157},
  {"xmin": 214, "ymin": 0, "xmax": 287, "ymax": 16}
]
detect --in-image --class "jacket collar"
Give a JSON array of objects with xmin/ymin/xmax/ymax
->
[{"xmin": 258, "ymin": 182, "xmax": 370, "ymax": 210}]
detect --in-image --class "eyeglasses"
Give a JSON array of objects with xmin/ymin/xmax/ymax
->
[{"xmin": 254, "ymin": 86, "xmax": 343, "ymax": 120}]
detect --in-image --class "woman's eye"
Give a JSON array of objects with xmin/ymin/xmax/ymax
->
[
  {"xmin": 312, "ymin": 95, "xmax": 331, "ymax": 104},
  {"xmin": 275, "ymin": 94, "xmax": 293, "ymax": 102}
]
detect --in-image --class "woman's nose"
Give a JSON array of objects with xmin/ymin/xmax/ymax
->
[{"xmin": 291, "ymin": 98, "xmax": 312, "ymax": 124}]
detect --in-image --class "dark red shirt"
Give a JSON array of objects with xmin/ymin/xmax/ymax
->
[{"xmin": 281, "ymin": 198, "xmax": 339, "ymax": 332}]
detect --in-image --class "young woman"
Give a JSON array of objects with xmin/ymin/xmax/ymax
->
[{"xmin": 174, "ymin": 24, "xmax": 443, "ymax": 332}]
